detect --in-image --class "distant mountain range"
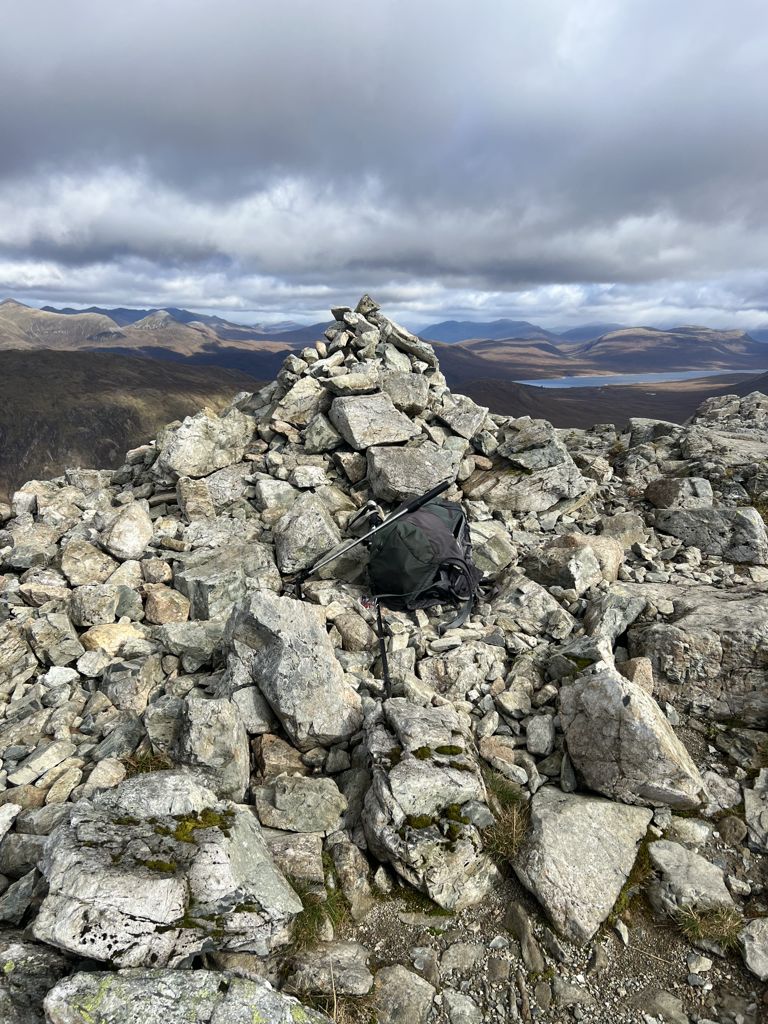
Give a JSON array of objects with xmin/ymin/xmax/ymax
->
[
  {"xmin": 2, "ymin": 296, "xmax": 768, "ymax": 497},
  {"xmin": 4, "ymin": 297, "xmax": 768, "ymax": 385}
]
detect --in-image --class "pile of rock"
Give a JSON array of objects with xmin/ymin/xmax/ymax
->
[{"xmin": 0, "ymin": 296, "xmax": 766, "ymax": 1023}]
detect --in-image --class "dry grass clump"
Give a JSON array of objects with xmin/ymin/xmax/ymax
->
[
  {"xmin": 483, "ymin": 802, "xmax": 531, "ymax": 864},
  {"xmin": 122, "ymin": 749, "xmax": 174, "ymax": 777},
  {"xmin": 305, "ymin": 995, "xmax": 377, "ymax": 1023},
  {"xmin": 673, "ymin": 905, "xmax": 743, "ymax": 950}
]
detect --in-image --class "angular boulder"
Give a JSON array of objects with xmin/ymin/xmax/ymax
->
[
  {"xmin": 362, "ymin": 703, "xmax": 499, "ymax": 910},
  {"xmin": 367, "ymin": 442, "xmax": 459, "ymax": 502},
  {"xmin": 43, "ymin": 969, "xmax": 331, "ymax": 1024},
  {"xmin": 225, "ymin": 591, "xmax": 363, "ymax": 751},
  {"xmin": 652, "ymin": 507, "xmax": 768, "ymax": 564},
  {"xmin": 101, "ymin": 503, "xmax": 153, "ymax": 561},
  {"xmin": 559, "ymin": 666, "xmax": 704, "ymax": 809},
  {"xmin": 329, "ymin": 393, "xmax": 420, "ymax": 450},
  {"xmin": 273, "ymin": 492, "xmax": 341, "ymax": 575},
  {"xmin": 154, "ymin": 408, "xmax": 254, "ymax": 479},
  {"xmin": 33, "ymin": 772, "xmax": 301, "ymax": 967},
  {"xmin": 627, "ymin": 582, "xmax": 768, "ymax": 726},
  {"xmin": 647, "ymin": 839, "xmax": 734, "ymax": 915},
  {"xmin": 514, "ymin": 787, "xmax": 652, "ymax": 943}
]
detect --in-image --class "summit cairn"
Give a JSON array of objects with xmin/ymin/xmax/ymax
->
[{"xmin": 0, "ymin": 296, "xmax": 766, "ymax": 1022}]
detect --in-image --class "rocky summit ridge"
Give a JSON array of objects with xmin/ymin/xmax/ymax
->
[{"xmin": 0, "ymin": 295, "xmax": 766, "ymax": 1024}]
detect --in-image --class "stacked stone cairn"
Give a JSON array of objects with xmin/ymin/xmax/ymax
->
[{"xmin": 0, "ymin": 296, "xmax": 766, "ymax": 1023}]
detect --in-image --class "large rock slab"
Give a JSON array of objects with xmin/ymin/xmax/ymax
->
[
  {"xmin": 226, "ymin": 591, "xmax": 363, "ymax": 751},
  {"xmin": 514, "ymin": 787, "xmax": 652, "ymax": 944},
  {"xmin": 560, "ymin": 666, "xmax": 704, "ymax": 809},
  {"xmin": 652, "ymin": 507, "xmax": 768, "ymax": 564},
  {"xmin": 154, "ymin": 408, "xmax": 254, "ymax": 478},
  {"xmin": 33, "ymin": 772, "xmax": 301, "ymax": 967},
  {"xmin": 44, "ymin": 969, "xmax": 331, "ymax": 1024},
  {"xmin": 329, "ymin": 393, "xmax": 420, "ymax": 450},
  {"xmin": 627, "ymin": 582, "xmax": 768, "ymax": 726},
  {"xmin": 367, "ymin": 442, "xmax": 459, "ymax": 502}
]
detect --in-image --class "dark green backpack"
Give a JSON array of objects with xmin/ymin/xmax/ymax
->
[{"xmin": 367, "ymin": 499, "xmax": 484, "ymax": 632}]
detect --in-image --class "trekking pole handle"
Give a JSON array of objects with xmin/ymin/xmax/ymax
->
[{"xmin": 401, "ymin": 478, "xmax": 452, "ymax": 514}]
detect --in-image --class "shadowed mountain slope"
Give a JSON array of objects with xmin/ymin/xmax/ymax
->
[{"xmin": 0, "ymin": 350, "xmax": 259, "ymax": 500}]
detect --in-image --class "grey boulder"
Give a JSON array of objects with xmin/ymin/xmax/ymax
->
[
  {"xmin": 155, "ymin": 408, "xmax": 254, "ymax": 479},
  {"xmin": 329, "ymin": 393, "xmax": 420, "ymax": 450},
  {"xmin": 560, "ymin": 666, "xmax": 704, "ymax": 809},
  {"xmin": 33, "ymin": 771, "xmax": 301, "ymax": 967},
  {"xmin": 514, "ymin": 787, "xmax": 652, "ymax": 943},
  {"xmin": 43, "ymin": 969, "xmax": 330, "ymax": 1024},
  {"xmin": 226, "ymin": 591, "xmax": 363, "ymax": 751}
]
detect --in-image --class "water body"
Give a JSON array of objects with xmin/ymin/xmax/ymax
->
[{"xmin": 514, "ymin": 369, "xmax": 766, "ymax": 389}]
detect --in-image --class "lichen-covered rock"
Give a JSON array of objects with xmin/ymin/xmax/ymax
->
[
  {"xmin": 560, "ymin": 666, "xmax": 704, "ymax": 808},
  {"xmin": 329, "ymin": 393, "xmax": 420, "ymax": 450},
  {"xmin": 367, "ymin": 442, "xmax": 459, "ymax": 502},
  {"xmin": 155, "ymin": 407, "xmax": 255, "ymax": 479},
  {"xmin": 0, "ymin": 933, "xmax": 71, "ymax": 1024},
  {"xmin": 33, "ymin": 772, "xmax": 301, "ymax": 967},
  {"xmin": 362, "ymin": 704, "xmax": 499, "ymax": 910},
  {"xmin": 225, "ymin": 591, "xmax": 363, "ymax": 750},
  {"xmin": 101, "ymin": 503, "xmax": 153, "ymax": 561},
  {"xmin": 43, "ymin": 969, "xmax": 331, "ymax": 1024},
  {"xmin": 514, "ymin": 787, "xmax": 652, "ymax": 943}
]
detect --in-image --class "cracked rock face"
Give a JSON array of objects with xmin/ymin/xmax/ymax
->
[
  {"xmin": 362, "ymin": 701, "xmax": 500, "ymax": 910},
  {"xmin": 32, "ymin": 772, "xmax": 301, "ymax": 967},
  {"xmin": 225, "ymin": 590, "xmax": 363, "ymax": 751}
]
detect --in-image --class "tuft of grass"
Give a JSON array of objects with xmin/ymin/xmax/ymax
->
[
  {"xmin": 122, "ymin": 749, "xmax": 174, "ymax": 777},
  {"xmin": 304, "ymin": 994, "xmax": 377, "ymax": 1023},
  {"xmin": 288, "ymin": 878, "xmax": 350, "ymax": 953},
  {"xmin": 481, "ymin": 766, "xmax": 525, "ymax": 813},
  {"xmin": 608, "ymin": 836, "xmax": 654, "ymax": 924},
  {"xmin": 482, "ymin": 802, "xmax": 530, "ymax": 865},
  {"xmin": 673, "ymin": 905, "xmax": 744, "ymax": 951}
]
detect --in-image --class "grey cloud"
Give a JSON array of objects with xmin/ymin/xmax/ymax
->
[{"xmin": 0, "ymin": 0, "xmax": 767, "ymax": 325}]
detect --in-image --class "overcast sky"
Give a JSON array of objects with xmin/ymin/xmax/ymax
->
[{"xmin": 1, "ymin": 0, "xmax": 767, "ymax": 329}]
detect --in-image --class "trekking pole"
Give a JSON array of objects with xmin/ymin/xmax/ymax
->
[
  {"xmin": 375, "ymin": 598, "xmax": 392, "ymax": 698},
  {"xmin": 292, "ymin": 478, "xmax": 453, "ymax": 588}
]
